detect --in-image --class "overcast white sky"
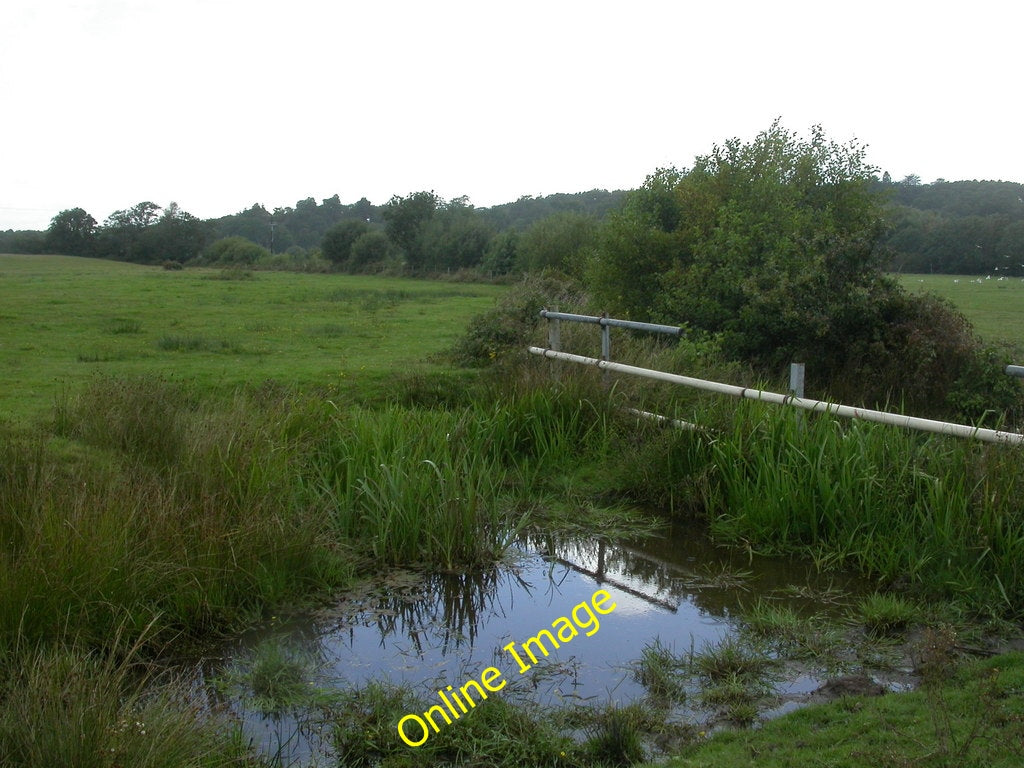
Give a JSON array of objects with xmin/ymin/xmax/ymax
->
[{"xmin": 0, "ymin": 0, "xmax": 1019, "ymax": 231}]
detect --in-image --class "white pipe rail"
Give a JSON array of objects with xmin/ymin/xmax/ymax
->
[{"xmin": 529, "ymin": 347, "xmax": 1024, "ymax": 446}]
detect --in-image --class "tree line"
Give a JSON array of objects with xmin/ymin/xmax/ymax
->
[
  {"xmin": 1, "ymin": 189, "xmax": 628, "ymax": 275},
  {"xmin": 2, "ymin": 162, "xmax": 1021, "ymax": 280},
  {"xmin": 879, "ymin": 177, "xmax": 1024, "ymax": 275}
]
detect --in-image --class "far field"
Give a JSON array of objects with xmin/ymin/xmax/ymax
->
[
  {"xmin": 898, "ymin": 272, "xmax": 1024, "ymax": 347},
  {"xmin": 0, "ymin": 254, "xmax": 505, "ymax": 422},
  {"xmin": 4, "ymin": 256, "xmax": 1022, "ymax": 425}
]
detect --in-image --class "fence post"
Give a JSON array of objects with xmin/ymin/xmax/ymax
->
[
  {"xmin": 601, "ymin": 313, "xmax": 611, "ymax": 386},
  {"xmin": 790, "ymin": 362, "xmax": 805, "ymax": 429},
  {"xmin": 789, "ymin": 363, "xmax": 805, "ymax": 399},
  {"xmin": 547, "ymin": 306, "xmax": 561, "ymax": 352},
  {"xmin": 545, "ymin": 307, "xmax": 561, "ymax": 382}
]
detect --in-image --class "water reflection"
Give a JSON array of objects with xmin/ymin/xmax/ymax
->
[{"xmin": 205, "ymin": 525, "xmax": 875, "ymax": 762}]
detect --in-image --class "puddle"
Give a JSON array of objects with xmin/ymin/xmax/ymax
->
[{"xmin": 195, "ymin": 524, "xmax": 912, "ymax": 763}]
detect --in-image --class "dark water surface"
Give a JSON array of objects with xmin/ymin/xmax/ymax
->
[{"xmin": 200, "ymin": 525, "xmax": 902, "ymax": 762}]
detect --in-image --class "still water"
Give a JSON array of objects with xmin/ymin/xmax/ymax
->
[{"xmin": 200, "ymin": 525, "xmax": 897, "ymax": 762}]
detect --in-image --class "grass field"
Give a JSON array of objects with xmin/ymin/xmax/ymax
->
[
  {"xmin": 0, "ymin": 254, "xmax": 505, "ymax": 422},
  {"xmin": 898, "ymin": 273, "xmax": 1024, "ymax": 347}
]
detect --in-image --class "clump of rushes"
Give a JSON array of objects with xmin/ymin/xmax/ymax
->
[
  {"xmin": 693, "ymin": 637, "xmax": 775, "ymax": 684},
  {"xmin": 693, "ymin": 637, "xmax": 777, "ymax": 726},
  {"xmin": 707, "ymin": 401, "xmax": 1024, "ymax": 617},
  {"xmin": 217, "ymin": 638, "xmax": 332, "ymax": 715},
  {"xmin": 632, "ymin": 638, "xmax": 689, "ymax": 703},
  {"xmin": 857, "ymin": 592, "xmax": 921, "ymax": 637},
  {"xmin": 330, "ymin": 682, "xmax": 583, "ymax": 768},
  {"xmin": 310, "ymin": 405, "xmax": 518, "ymax": 570},
  {"xmin": 583, "ymin": 704, "xmax": 647, "ymax": 767},
  {"xmin": 310, "ymin": 377, "xmax": 621, "ymax": 570},
  {"xmin": 0, "ymin": 642, "xmax": 261, "ymax": 767},
  {"xmin": 742, "ymin": 599, "xmax": 805, "ymax": 642}
]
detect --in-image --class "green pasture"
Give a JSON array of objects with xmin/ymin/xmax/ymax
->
[
  {"xmin": 899, "ymin": 272, "xmax": 1024, "ymax": 347},
  {"xmin": 0, "ymin": 254, "xmax": 505, "ymax": 422}
]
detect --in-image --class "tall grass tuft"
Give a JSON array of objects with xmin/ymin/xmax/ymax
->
[
  {"xmin": 54, "ymin": 374, "xmax": 189, "ymax": 466},
  {"xmin": 0, "ymin": 641, "xmax": 259, "ymax": 767},
  {"xmin": 707, "ymin": 402, "xmax": 1024, "ymax": 614},
  {"xmin": 309, "ymin": 375, "xmax": 621, "ymax": 569},
  {"xmin": 4, "ymin": 380, "xmax": 355, "ymax": 653}
]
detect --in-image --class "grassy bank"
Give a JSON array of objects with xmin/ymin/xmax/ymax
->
[{"xmin": 651, "ymin": 651, "xmax": 1024, "ymax": 768}]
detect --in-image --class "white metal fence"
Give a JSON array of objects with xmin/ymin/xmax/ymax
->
[{"xmin": 531, "ymin": 310, "xmax": 1024, "ymax": 447}]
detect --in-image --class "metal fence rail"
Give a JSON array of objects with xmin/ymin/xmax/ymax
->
[
  {"xmin": 531, "ymin": 309, "xmax": 1024, "ymax": 446},
  {"xmin": 529, "ymin": 347, "xmax": 1024, "ymax": 445}
]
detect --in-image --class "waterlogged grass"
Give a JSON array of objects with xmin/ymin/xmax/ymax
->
[
  {"xmin": 654, "ymin": 651, "xmax": 1024, "ymax": 768},
  {"xmin": 331, "ymin": 680, "xmax": 583, "ymax": 768},
  {"xmin": 1, "ymin": 368, "xmax": 633, "ymax": 655},
  {"xmin": 216, "ymin": 638, "xmax": 334, "ymax": 715},
  {"xmin": 632, "ymin": 638, "xmax": 689, "ymax": 703},
  {"xmin": 857, "ymin": 593, "xmax": 922, "ymax": 637},
  {"xmin": 0, "ymin": 642, "xmax": 260, "ymax": 767},
  {"xmin": 1, "ymin": 369, "xmax": 638, "ymax": 763}
]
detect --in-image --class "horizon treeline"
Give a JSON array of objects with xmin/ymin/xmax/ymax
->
[{"xmin": 2, "ymin": 178, "xmax": 1023, "ymax": 277}]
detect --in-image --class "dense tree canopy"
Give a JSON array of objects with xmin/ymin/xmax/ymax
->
[
  {"xmin": 590, "ymin": 121, "xmax": 891, "ymax": 371},
  {"xmin": 882, "ymin": 179, "xmax": 1024, "ymax": 275},
  {"xmin": 45, "ymin": 208, "xmax": 98, "ymax": 256},
  {"xmin": 515, "ymin": 211, "xmax": 598, "ymax": 276},
  {"xmin": 12, "ymin": 166, "xmax": 1022, "ymax": 281}
]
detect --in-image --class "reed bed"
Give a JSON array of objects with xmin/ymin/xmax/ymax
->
[{"xmin": 704, "ymin": 402, "xmax": 1024, "ymax": 614}]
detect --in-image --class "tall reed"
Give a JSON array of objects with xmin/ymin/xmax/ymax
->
[
  {"xmin": 706, "ymin": 402, "xmax": 1024, "ymax": 613},
  {"xmin": 308, "ymin": 377, "xmax": 617, "ymax": 569}
]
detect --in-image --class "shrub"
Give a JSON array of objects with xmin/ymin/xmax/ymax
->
[
  {"xmin": 321, "ymin": 219, "xmax": 370, "ymax": 266},
  {"xmin": 201, "ymin": 236, "xmax": 269, "ymax": 266},
  {"xmin": 827, "ymin": 290, "xmax": 1023, "ymax": 420},
  {"xmin": 452, "ymin": 272, "xmax": 585, "ymax": 366}
]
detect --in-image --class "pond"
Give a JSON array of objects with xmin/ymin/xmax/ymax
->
[{"xmin": 196, "ymin": 523, "xmax": 915, "ymax": 764}]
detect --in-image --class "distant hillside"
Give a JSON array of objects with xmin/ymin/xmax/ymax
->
[
  {"xmin": 6, "ymin": 180, "xmax": 1022, "ymax": 278},
  {"xmin": 880, "ymin": 179, "xmax": 1024, "ymax": 275}
]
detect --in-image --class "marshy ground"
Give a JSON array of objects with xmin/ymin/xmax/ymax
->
[{"xmin": 1, "ymin": 255, "xmax": 1022, "ymax": 767}]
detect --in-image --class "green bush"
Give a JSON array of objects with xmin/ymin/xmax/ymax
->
[
  {"xmin": 200, "ymin": 236, "xmax": 269, "ymax": 266},
  {"xmin": 452, "ymin": 272, "xmax": 584, "ymax": 366}
]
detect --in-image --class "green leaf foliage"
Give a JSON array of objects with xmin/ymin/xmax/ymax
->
[{"xmin": 591, "ymin": 121, "xmax": 891, "ymax": 373}]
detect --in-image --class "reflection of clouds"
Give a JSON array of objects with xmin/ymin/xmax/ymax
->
[
  {"xmin": 220, "ymin": 530, "xmax": 868, "ymax": 707},
  {"xmin": 604, "ymin": 593, "xmax": 649, "ymax": 617},
  {"xmin": 204, "ymin": 526, "xmax": 874, "ymax": 763}
]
